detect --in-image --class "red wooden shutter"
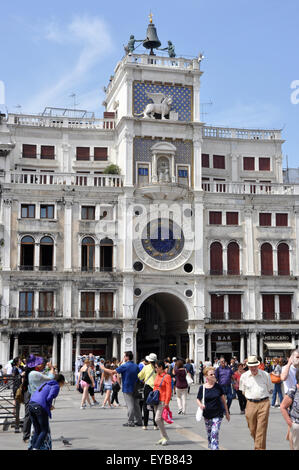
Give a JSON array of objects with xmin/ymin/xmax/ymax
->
[
  {"xmin": 210, "ymin": 242, "xmax": 223, "ymax": 275},
  {"xmin": 213, "ymin": 155, "xmax": 225, "ymax": 169},
  {"xmin": 227, "ymin": 242, "xmax": 240, "ymax": 275},
  {"xmin": 228, "ymin": 294, "xmax": 241, "ymax": 320},
  {"xmin": 261, "ymin": 243, "xmax": 273, "ymax": 275},
  {"xmin": 211, "ymin": 294, "xmax": 224, "ymax": 320},
  {"xmin": 262, "ymin": 294, "xmax": 275, "ymax": 320},
  {"xmin": 22, "ymin": 144, "xmax": 37, "ymax": 158},
  {"xmin": 276, "ymin": 213, "xmax": 288, "ymax": 226},
  {"xmin": 209, "ymin": 211, "xmax": 222, "ymax": 225},
  {"xmin": 259, "ymin": 157, "xmax": 270, "ymax": 171},
  {"xmin": 279, "ymin": 295, "xmax": 292, "ymax": 320},
  {"xmin": 243, "ymin": 157, "xmax": 255, "ymax": 170},
  {"xmin": 226, "ymin": 212, "xmax": 238, "ymax": 225},
  {"xmin": 201, "ymin": 153, "xmax": 209, "ymax": 168},
  {"xmin": 277, "ymin": 243, "xmax": 290, "ymax": 275},
  {"xmin": 103, "ymin": 112, "xmax": 115, "ymax": 118},
  {"xmin": 94, "ymin": 147, "xmax": 108, "ymax": 161},
  {"xmin": 76, "ymin": 147, "xmax": 90, "ymax": 160},
  {"xmin": 41, "ymin": 145, "xmax": 55, "ymax": 159},
  {"xmin": 259, "ymin": 213, "xmax": 271, "ymax": 226}
]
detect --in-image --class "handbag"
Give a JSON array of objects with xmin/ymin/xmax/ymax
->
[
  {"xmin": 270, "ymin": 373, "xmax": 281, "ymax": 384},
  {"xmin": 146, "ymin": 375, "xmax": 166, "ymax": 406},
  {"xmin": 186, "ymin": 372, "xmax": 194, "ymax": 386},
  {"xmin": 15, "ymin": 385, "xmax": 24, "ymax": 404},
  {"xmin": 196, "ymin": 385, "xmax": 205, "ymax": 422}
]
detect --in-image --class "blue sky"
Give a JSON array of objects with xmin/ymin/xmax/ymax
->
[{"xmin": 1, "ymin": 0, "xmax": 298, "ymax": 167}]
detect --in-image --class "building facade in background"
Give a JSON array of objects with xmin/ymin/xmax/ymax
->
[{"xmin": 0, "ymin": 30, "xmax": 298, "ymax": 379}]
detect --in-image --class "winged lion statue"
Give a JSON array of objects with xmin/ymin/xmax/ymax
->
[{"xmin": 135, "ymin": 92, "xmax": 173, "ymax": 119}]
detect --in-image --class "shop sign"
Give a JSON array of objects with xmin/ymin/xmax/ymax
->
[{"xmin": 264, "ymin": 335, "xmax": 290, "ymax": 342}]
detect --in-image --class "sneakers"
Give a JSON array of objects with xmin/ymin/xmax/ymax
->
[
  {"xmin": 178, "ymin": 409, "xmax": 182, "ymax": 415},
  {"xmin": 143, "ymin": 426, "xmax": 147, "ymax": 430},
  {"xmin": 153, "ymin": 426, "xmax": 158, "ymax": 430},
  {"xmin": 156, "ymin": 438, "xmax": 168, "ymax": 446},
  {"xmin": 80, "ymin": 405, "xmax": 86, "ymax": 409}
]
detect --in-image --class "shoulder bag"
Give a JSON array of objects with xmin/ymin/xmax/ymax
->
[
  {"xmin": 146, "ymin": 375, "xmax": 166, "ymax": 406},
  {"xmin": 196, "ymin": 385, "xmax": 205, "ymax": 422}
]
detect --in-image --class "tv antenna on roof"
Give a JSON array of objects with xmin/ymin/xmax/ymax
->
[
  {"xmin": 200, "ymin": 100, "xmax": 213, "ymax": 121},
  {"xmin": 69, "ymin": 93, "xmax": 78, "ymax": 109}
]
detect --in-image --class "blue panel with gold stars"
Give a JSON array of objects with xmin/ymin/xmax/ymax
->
[{"xmin": 134, "ymin": 81, "xmax": 192, "ymax": 122}]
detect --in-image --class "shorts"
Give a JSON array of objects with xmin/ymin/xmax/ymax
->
[
  {"xmin": 104, "ymin": 384, "xmax": 112, "ymax": 391},
  {"xmin": 80, "ymin": 380, "xmax": 90, "ymax": 388}
]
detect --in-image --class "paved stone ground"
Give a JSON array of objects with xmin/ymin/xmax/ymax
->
[{"xmin": 0, "ymin": 385, "xmax": 291, "ymax": 451}]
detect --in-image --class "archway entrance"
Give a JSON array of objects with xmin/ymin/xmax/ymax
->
[{"xmin": 136, "ymin": 293, "xmax": 189, "ymax": 362}]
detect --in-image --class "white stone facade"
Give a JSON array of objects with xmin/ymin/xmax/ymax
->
[{"xmin": 0, "ymin": 51, "xmax": 298, "ymax": 379}]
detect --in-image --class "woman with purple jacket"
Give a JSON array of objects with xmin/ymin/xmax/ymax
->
[{"xmin": 29, "ymin": 374, "xmax": 65, "ymax": 450}]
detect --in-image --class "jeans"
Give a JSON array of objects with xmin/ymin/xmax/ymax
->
[
  {"xmin": 29, "ymin": 402, "xmax": 49, "ymax": 450},
  {"xmin": 271, "ymin": 382, "xmax": 283, "ymax": 406},
  {"xmin": 221, "ymin": 384, "xmax": 233, "ymax": 411}
]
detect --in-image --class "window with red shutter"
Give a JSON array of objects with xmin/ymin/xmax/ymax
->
[
  {"xmin": 213, "ymin": 155, "xmax": 225, "ymax": 169},
  {"xmin": 226, "ymin": 212, "xmax": 238, "ymax": 225},
  {"xmin": 277, "ymin": 243, "xmax": 290, "ymax": 275},
  {"xmin": 41, "ymin": 145, "xmax": 55, "ymax": 159},
  {"xmin": 202, "ymin": 153, "xmax": 209, "ymax": 168},
  {"xmin": 94, "ymin": 147, "xmax": 108, "ymax": 161},
  {"xmin": 243, "ymin": 157, "xmax": 255, "ymax": 170},
  {"xmin": 228, "ymin": 294, "xmax": 241, "ymax": 320},
  {"xmin": 209, "ymin": 211, "xmax": 222, "ymax": 225},
  {"xmin": 259, "ymin": 157, "xmax": 270, "ymax": 171},
  {"xmin": 259, "ymin": 213, "xmax": 272, "ymax": 226},
  {"xmin": 211, "ymin": 294, "xmax": 224, "ymax": 320},
  {"xmin": 276, "ymin": 213, "xmax": 288, "ymax": 227},
  {"xmin": 279, "ymin": 295, "xmax": 292, "ymax": 320},
  {"xmin": 262, "ymin": 294, "xmax": 275, "ymax": 320},
  {"xmin": 22, "ymin": 144, "xmax": 37, "ymax": 158},
  {"xmin": 227, "ymin": 242, "xmax": 240, "ymax": 275},
  {"xmin": 261, "ymin": 243, "xmax": 273, "ymax": 275},
  {"xmin": 76, "ymin": 147, "xmax": 90, "ymax": 160},
  {"xmin": 210, "ymin": 242, "xmax": 223, "ymax": 275}
]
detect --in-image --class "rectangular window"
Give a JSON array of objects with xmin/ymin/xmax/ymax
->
[
  {"xmin": 211, "ymin": 294, "xmax": 224, "ymax": 320},
  {"xmin": 259, "ymin": 213, "xmax": 272, "ymax": 226},
  {"xmin": 178, "ymin": 166, "xmax": 189, "ymax": 186},
  {"xmin": 226, "ymin": 212, "xmax": 238, "ymax": 225},
  {"xmin": 201, "ymin": 153, "xmax": 209, "ymax": 168},
  {"xmin": 276, "ymin": 213, "xmax": 288, "ymax": 227},
  {"xmin": 100, "ymin": 292, "xmax": 114, "ymax": 317},
  {"xmin": 213, "ymin": 155, "xmax": 225, "ymax": 169},
  {"xmin": 40, "ymin": 145, "xmax": 55, "ymax": 159},
  {"xmin": 259, "ymin": 157, "xmax": 270, "ymax": 171},
  {"xmin": 262, "ymin": 294, "xmax": 275, "ymax": 320},
  {"xmin": 279, "ymin": 295, "xmax": 292, "ymax": 320},
  {"xmin": 243, "ymin": 157, "xmax": 255, "ymax": 170},
  {"xmin": 209, "ymin": 211, "xmax": 222, "ymax": 225},
  {"xmin": 19, "ymin": 292, "xmax": 34, "ymax": 317},
  {"xmin": 40, "ymin": 205, "xmax": 54, "ymax": 219},
  {"xmin": 80, "ymin": 292, "xmax": 95, "ymax": 317},
  {"xmin": 21, "ymin": 204, "xmax": 35, "ymax": 218},
  {"xmin": 94, "ymin": 147, "xmax": 108, "ymax": 161},
  {"xmin": 137, "ymin": 165, "xmax": 149, "ymax": 184},
  {"xmin": 228, "ymin": 294, "xmax": 242, "ymax": 320},
  {"xmin": 22, "ymin": 144, "xmax": 37, "ymax": 158},
  {"xmin": 39, "ymin": 292, "xmax": 54, "ymax": 317},
  {"xmin": 81, "ymin": 206, "xmax": 95, "ymax": 220},
  {"xmin": 76, "ymin": 147, "xmax": 90, "ymax": 161}
]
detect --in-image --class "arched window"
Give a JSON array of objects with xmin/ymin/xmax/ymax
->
[
  {"xmin": 227, "ymin": 242, "xmax": 240, "ymax": 275},
  {"xmin": 261, "ymin": 243, "xmax": 273, "ymax": 275},
  {"xmin": 210, "ymin": 242, "xmax": 223, "ymax": 275},
  {"xmin": 277, "ymin": 243, "xmax": 290, "ymax": 275},
  {"xmin": 20, "ymin": 236, "xmax": 34, "ymax": 270},
  {"xmin": 40, "ymin": 236, "xmax": 54, "ymax": 271},
  {"xmin": 81, "ymin": 237, "xmax": 95, "ymax": 271},
  {"xmin": 100, "ymin": 238, "xmax": 113, "ymax": 272}
]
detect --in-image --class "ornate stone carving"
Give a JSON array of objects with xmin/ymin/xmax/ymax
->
[{"xmin": 135, "ymin": 92, "xmax": 172, "ymax": 119}]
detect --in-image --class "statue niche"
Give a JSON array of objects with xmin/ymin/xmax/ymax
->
[{"xmin": 157, "ymin": 157, "xmax": 171, "ymax": 183}]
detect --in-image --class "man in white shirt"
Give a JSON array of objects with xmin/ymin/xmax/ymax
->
[{"xmin": 239, "ymin": 355, "xmax": 273, "ymax": 450}]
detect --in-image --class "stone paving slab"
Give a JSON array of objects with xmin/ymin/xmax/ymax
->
[{"xmin": 0, "ymin": 385, "xmax": 291, "ymax": 451}]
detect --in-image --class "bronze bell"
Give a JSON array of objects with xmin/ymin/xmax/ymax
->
[{"xmin": 143, "ymin": 22, "xmax": 161, "ymax": 55}]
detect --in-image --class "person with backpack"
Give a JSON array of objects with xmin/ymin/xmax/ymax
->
[{"xmin": 29, "ymin": 374, "xmax": 65, "ymax": 450}]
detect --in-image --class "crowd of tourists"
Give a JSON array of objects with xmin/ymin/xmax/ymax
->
[{"xmin": 1, "ymin": 349, "xmax": 299, "ymax": 450}]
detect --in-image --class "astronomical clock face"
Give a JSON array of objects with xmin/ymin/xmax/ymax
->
[{"xmin": 141, "ymin": 218, "xmax": 184, "ymax": 261}]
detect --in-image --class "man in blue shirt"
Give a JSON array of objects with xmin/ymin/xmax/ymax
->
[
  {"xmin": 215, "ymin": 357, "xmax": 234, "ymax": 412},
  {"xmin": 100, "ymin": 350, "xmax": 142, "ymax": 427}
]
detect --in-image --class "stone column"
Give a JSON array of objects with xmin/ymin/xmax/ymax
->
[
  {"xmin": 0, "ymin": 331, "xmax": 10, "ymax": 367},
  {"xmin": 75, "ymin": 333, "xmax": 81, "ymax": 358},
  {"xmin": 249, "ymin": 331, "xmax": 257, "ymax": 356},
  {"xmin": 244, "ymin": 209, "xmax": 255, "ymax": 275},
  {"xmin": 194, "ymin": 325, "xmax": 205, "ymax": 369},
  {"xmin": 60, "ymin": 334, "xmax": 64, "ymax": 373},
  {"xmin": 61, "ymin": 332, "xmax": 73, "ymax": 381},
  {"xmin": 193, "ymin": 194, "xmax": 204, "ymax": 275},
  {"xmin": 176, "ymin": 334, "xmax": 182, "ymax": 358},
  {"xmin": 119, "ymin": 193, "xmax": 134, "ymax": 273},
  {"xmin": 13, "ymin": 335, "xmax": 19, "ymax": 358},
  {"xmin": 259, "ymin": 333, "xmax": 264, "ymax": 362},
  {"xmin": 294, "ymin": 208, "xmax": 299, "ymax": 276},
  {"xmin": 126, "ymin": 78, "xmax": 133, "ymax": 117},
  {"xmin": 52, "ymin": 333, "xmax": 58, "ymax": 367},
  {"xmin": 124, "ymin": 131, "xmax": 134, "ymax": 187},
  {"xmin": 240, "ymin": 334, "xmax": 245, "ymax": 362},
  {"xmin": 64, "ymin": 200, "xmax": 73, "ymax": 271},
  {"xmin": 112, "ymin": 333, "xmax": 118, "ymax": 359},
  {"xmin": 187, "ymin": 328, "xmax": 194, "ymax": 360},
  {"xmin": 193, "ymin": 136, "xmax": 203, "ymax": 191},
  {"xmin": 63, "ymin": 282, "xmax": 72, "ymax": 318},
  {"xmin": 2, "ymin": 199, "xmax": 12, "ymax": 270},
  {"xmin": 206, "ymin": 331, "xmax": 212, "ymax": 362}
]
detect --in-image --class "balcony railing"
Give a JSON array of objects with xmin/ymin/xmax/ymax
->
[
  {"xmin": 7, "ymin": 113, "xmax": 115, "ymax": 130},
  {"xmin": 203, "ymin": 126, "xmax": 281, "ymax": 141},
  {"xmin": 80, "ymin": 310, "xmax": 115, "ymax": 318},
  {"xmin": 7, "ymin": 171, "xmax": 123, "ymax": 188},
  {"xmin": 202, "ymin": 181, "xmax": 294, "ymax": 195},
  {"xmin": 18, "ymin": 310, "xmax": 60, "ymax": 318}
]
